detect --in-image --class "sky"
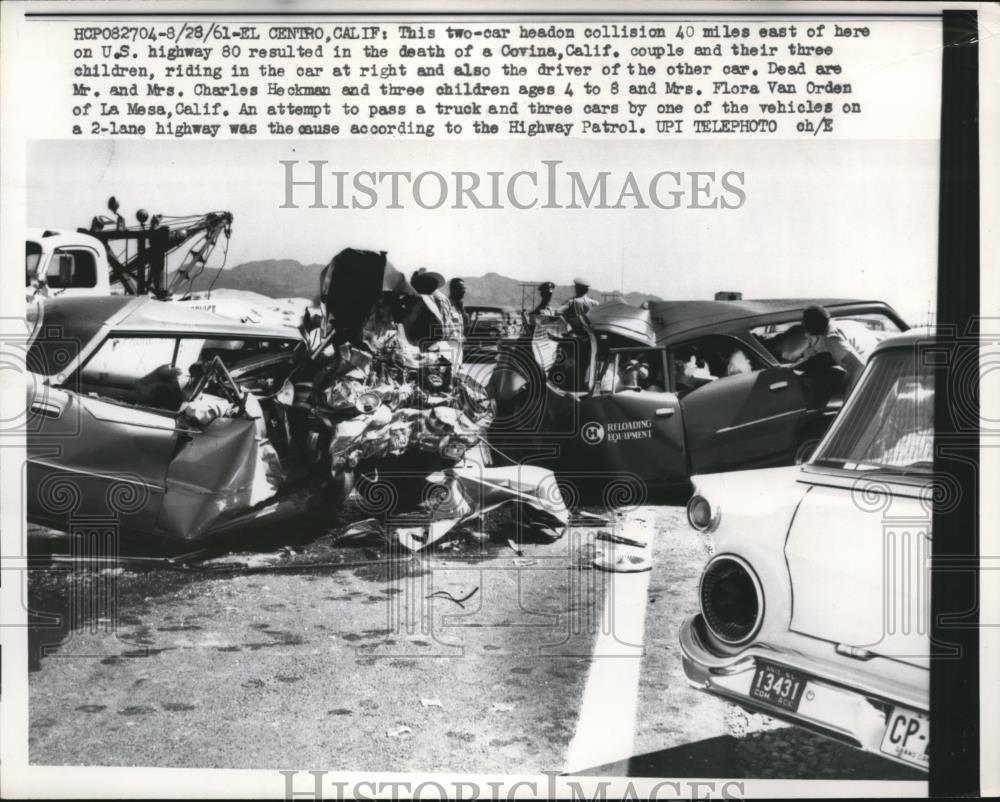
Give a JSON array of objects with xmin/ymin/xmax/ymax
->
[{"xmin": 28, "ymin": 136, "xmax": 938, "ymax": 325}]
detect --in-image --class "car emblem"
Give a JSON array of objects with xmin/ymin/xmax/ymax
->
[{"xmin": 581, "ymin": 421, "xmax": 605, "ymax": 445}]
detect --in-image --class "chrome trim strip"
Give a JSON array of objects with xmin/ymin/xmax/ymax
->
[
  {"xmin": 27, "ymin": 458, "xmax": 165, "ymax": 492},
  {"xmin": 715, "ymin": 408, "xmax": 806, "ymax": 435}
]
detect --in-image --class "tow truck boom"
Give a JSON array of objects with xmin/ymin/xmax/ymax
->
[{"xmin": 85, "ymin": 196, "xmax": 233, "ymax": 297}]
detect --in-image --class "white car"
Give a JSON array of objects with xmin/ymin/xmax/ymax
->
[{"xmin": 679, "ymin": 330, "xmax": 933, "ymax": 772}]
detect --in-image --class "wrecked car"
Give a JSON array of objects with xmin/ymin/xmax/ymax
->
[
  {"xmin": 679, "ymin": 330, "xmax": 932, "ymax": 771},
  {"xmin": 462, "ymin": 305, "xmax": 524, "ymax": 362},
  {"xmin": 487, "ymin": 298, "xmax": 907, "ymax": 492},
  {"xmin": 25, "ymin": 249, "xmax": 567, "ymax": 551},
  {"xmin": 26, "ymin": 295, "xmax": 328, "ymax": 548}
]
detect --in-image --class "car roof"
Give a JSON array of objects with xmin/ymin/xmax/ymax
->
[
  {"xmin": 36, "ymin": 296, "xmax": 301, "ymax": 342},
  {"xmin": 870, "ymin": 327, "xmax": 937, "ymax": 355},
  {"xmin": 648, "ymin": 298, "xmax": 886, "ymax": 340},
  {"xmin": 116, "ymin": 297, "xmax": 301, "ymax": 339},
  {"xmin": 26, "ymin": 228, "xmax": 106, "ymax": 251}
]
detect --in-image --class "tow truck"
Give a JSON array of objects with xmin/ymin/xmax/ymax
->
[{"xmin": 25, "ymin": 197, "xmax": 310, "ymax": 328}]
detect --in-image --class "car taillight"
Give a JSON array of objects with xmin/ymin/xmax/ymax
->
[
  {"xmin": 687, "ymin": 494, "xmax": 718, "ymax": 531},
  {"xmin": 700, "ymin": 555, "xmax": 763, "ymax": 645}
]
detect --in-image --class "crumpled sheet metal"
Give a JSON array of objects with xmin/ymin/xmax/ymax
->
[{"xmin": 395, "ymin": 463, "xmax": 570, "ymax": 552}]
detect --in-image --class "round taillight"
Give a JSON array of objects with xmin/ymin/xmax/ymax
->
[
  {"xmin": 700, "ymin": 555, "xmax": 763, "ymax": 645},
  {"xmin": 687, "ymin": 495, "xmax": 715, "ymax": 531}
]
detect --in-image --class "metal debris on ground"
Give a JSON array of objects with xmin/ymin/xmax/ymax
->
[
  {"xmin": 595, "ymin": 531, "xmax": 648, "ymax": 549},
  {"xmin": 491, "ymin": 702, "xmax": 515, "ymax": 713},
  {"xmin": 419, "ymin": 698, "xmax": 444, "ymax": 708},
  {"xmin": 591, "ymin": 547, "xmax": 652, "ymax": 574},
  {"xmin": 386, "ymin": 725, "xmax": 413, "ymax": 738},
  {"xmin": 569, "ymin": 511, "xmax": 611, "ymax": 526},
  {"xmin": 425, "ymin": 587, "xmax": 479, "ymax": 608}
]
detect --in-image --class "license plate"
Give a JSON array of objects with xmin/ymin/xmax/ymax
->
[
  {"xmin": 749, "ymin": 660, "xmax": 807, "ymax": 712},
  {"xmin": 880, "ymin": 706, "xmax": 930, "ymax": 769}
]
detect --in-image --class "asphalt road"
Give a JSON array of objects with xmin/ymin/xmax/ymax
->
[{"xmin": 27, "ymin": 505, "xmax": 921, "ymax": 779}]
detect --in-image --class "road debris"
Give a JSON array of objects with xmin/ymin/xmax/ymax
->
[
  {"xmin": 420, "ymin": 698, "xmax": 444, "ymax": 708},
  {"xmin": 595, "ymin": 531, "xmax": 648, "ymax": 549},
  {"xmin": 592, "ymin": 548, "xmax": 652, "ymax": 574},
  {"xmin": 386, "ymin": 725, "xmax": 413, "ymax": 738},
  {"xmin": 492, "ymin": 702, "xmax": 515, "ymax": 713},
  {"xmin": 425, "ymin": 588, "xmax": 479, "ymax": 608}
]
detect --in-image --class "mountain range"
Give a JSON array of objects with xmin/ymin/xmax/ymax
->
[{"xmin": 192, "ymin": 260, "xmax": 661, "ymax": 309}]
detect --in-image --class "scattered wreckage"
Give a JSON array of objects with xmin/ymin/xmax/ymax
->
[
  {"xmin": 25, "ymin": 249, "xmax": 568, "ymax": 552},
  {"xmin": 488, "ymin": 298, "xmax": 907, "ymax": 494},
  {"xmin": 680, "ymin": 330, "xmax": 933, "ymax": 772}
]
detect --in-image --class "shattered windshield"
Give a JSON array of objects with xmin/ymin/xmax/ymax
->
[{"xmin": 811, "ymin": 347, "xmax": 933, "ymax": 475}]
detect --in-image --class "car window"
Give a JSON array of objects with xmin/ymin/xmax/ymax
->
[
  {"xmin": 752, "ymin": 312, "xmax": 901, "ymax": 365},
  {"xmin": 176, "ymin": 337, "xmax": 301, "ymax": 394},
  {"xmin": 596, "ymin": 347, "xmax": 668, "ymax": 394},
  {"xmin": 177, "ymin": 337, "xmax": 300, "ymax": 370},
  {"xmin": 25, "ymin": 241, "xmax": 42, "ymax": 285},
  {"xmin": 812, "ymin": 348, "xmax": 933, "ymax": 473},
  {"xmin": 79, "ymin": 336, "xmax": 177, "ymax": 387},
  {"xmin": 46, "ymin": 248, "xmax": 99, "ymax": 289},
  {"xmin": 669, "ymin": 334, "xmax": 764, "ymax": 394}
]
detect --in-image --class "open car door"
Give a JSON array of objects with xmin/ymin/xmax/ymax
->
[
  {"xmin": 680, "ymin": 365, "xmax": 808, "ymax": 474},
  {"xmin": 573, "ymin": 346, "xmax": 688, "ymax": 488}
]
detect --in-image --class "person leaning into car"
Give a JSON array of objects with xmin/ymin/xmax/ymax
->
[{"xmin": 797, "ymin": 304, "xmax": 867, "ymax": 388}]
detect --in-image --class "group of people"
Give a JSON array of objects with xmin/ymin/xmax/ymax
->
[
  {"xmin": 371, "ymin": 271, "xmax": 604, "ymax": 357},
  {"xmin": 530, "ymin": 277, "xmax": 600, "ymax": 322}
]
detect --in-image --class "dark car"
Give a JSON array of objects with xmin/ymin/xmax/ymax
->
[
  {"xmin": 462, "ymin": 305, "xmax": 523, "ymax": 361},
  {"xmin": 486, "ymin": 298, "xmax": 907, "ymax": 494}
]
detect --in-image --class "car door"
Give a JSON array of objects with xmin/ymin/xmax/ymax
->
[
  {"xmin": 573, "ymin": 346, "xmax": 688, "ymax": 487},
  {"xmin": 670, "ymin": 334, "xmax": 807, "ymax": 474},
  {"xmin": 784, "ymin": 478, "xmax": 930, "ymax": 667},
  {"xmin": 27, "ymin": 382, "xmax": 181, "ymax": 535},
  {"xmin": 681, "ymin": 366, "xmax": 808, "ymax": 473}
]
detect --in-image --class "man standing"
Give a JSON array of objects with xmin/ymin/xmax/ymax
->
[
  {"xmin": 557, "ymin": 277, "xmax": 599, "ymax": 323},
  {"xmin": 531, "ymin": 281, "xmax": 556, "ymax": 316},
  {"xmin": 449, "ymin": 277, "xmax": 470, "ymax": 331},
  {"xmin": 407, "ymin": 268, "xmax": 464, "ymax": 352}
]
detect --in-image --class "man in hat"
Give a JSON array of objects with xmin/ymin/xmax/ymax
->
[
  {"xmin": 556, "ymin": 277, "xmax": 599, "ymax": 323},
  {"xmin": 407, "ymin": 268, "xmax": 464, "ymax": 351},
  {"xmin": 531, "ymin": 281, "xmax": 556, "ymax": 317}
]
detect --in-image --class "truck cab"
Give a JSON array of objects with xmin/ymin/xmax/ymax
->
[{"xmin": 25, "ymin": 228, "xmax": 111, "ymax": 301}]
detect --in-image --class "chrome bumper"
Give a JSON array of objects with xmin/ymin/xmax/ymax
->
[{"xmin": 679, "ymin": 615, "xmax": 927, "ymax": 771}]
